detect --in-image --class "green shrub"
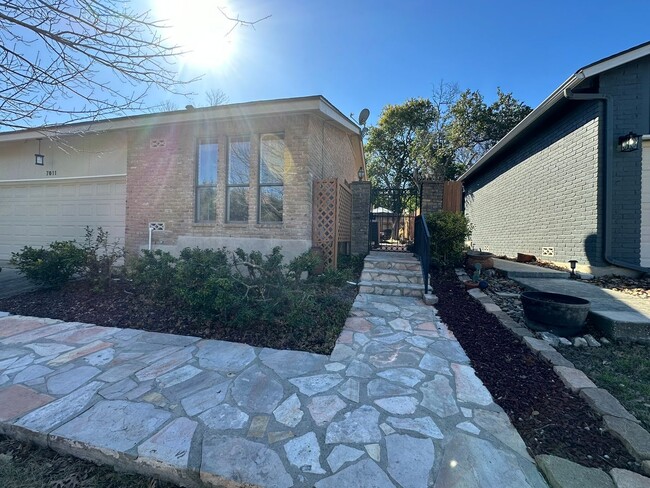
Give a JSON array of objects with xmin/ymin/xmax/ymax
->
[
  {"xmin": 80, "ymin": 227, "xmax": 125, "ymax": 290},
  {"xmin": 337, "ymin": 253, "xmax": 366, "ymax": 279},
  {"xmin": 10, "ymin": 241, "xmax": 85, "ymax": 289},
  {"xmin": 288, "ymin": 249, "xmax": 323, "ymax": 280},
  {"xmin": 426, "ymin": 211, "xmax": 473, "ymax": 268},
  {"xmin": 129, "ymin": 249, "xmax": 177, "ymax": 300}
]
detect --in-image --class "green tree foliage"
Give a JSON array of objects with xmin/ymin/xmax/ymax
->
[
  {"xmin": 366, "ymin": 83, "xmax": 532, "ymax": 182},
  {"xmin": 365, "ymin": 98, "xmax": 438, "ymax": 190}
]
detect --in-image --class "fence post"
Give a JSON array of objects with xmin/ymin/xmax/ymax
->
[
  {"xmin": 351, "ymin": 181, "xmax": 371, "ymax": 255},
  {"xmin": 420, "ymin": 178, "xmax": 444, "ymax": 215}
]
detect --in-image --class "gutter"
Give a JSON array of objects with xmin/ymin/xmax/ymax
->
[{"xmin": 563, "ymin": 89, "xmax": 650, "ymax": 273}]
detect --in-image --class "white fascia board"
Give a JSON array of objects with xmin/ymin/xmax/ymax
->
[
  {"xmin": 581, "ymin": 43, "xmax": 650, "ymax": 78},
  {"xmin": 0, "ymin": 96, "xmax": 361, "ymax": 143}
]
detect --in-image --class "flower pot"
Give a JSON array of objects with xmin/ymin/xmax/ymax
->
[
  {"xmin": 520, "ymin": 291, "xmax": 590, "ymax": 337},
  {"xmin": 466, "ymin": 250, "xmax": 494, "ymax": 269},
  {"xmin": 517, "ymin": 253, "xmax": 536, "ymax": 263}
]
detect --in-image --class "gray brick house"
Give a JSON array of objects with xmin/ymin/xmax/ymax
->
[
  {"xmin": 0, "ymin": 96, "xmax": 365, "ymax": 265},
  {"xmin": 461, "ymin": 41, "xmax": 650, "ymax": 275}
]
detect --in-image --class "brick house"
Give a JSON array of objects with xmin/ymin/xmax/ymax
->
[
  {"xmin": 460, "ymin": 41, "xmax": 650, "ymax": 275},
  {"xmin": 0, "ymin": 96, "xmax": 365, "ymax": 264}
]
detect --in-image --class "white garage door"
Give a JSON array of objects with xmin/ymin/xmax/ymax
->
[{"xmin": 0, "ymin": 176, "xmax": 126, "ymax": 261}]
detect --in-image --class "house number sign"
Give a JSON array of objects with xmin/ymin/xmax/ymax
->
[{"xmin": 46, "ymin": 170, "xmax": 57, "ymax": 176}]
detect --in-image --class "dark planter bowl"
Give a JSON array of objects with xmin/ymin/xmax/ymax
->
[
  {"xmin": 520, "ymin": 291, "xmax": 590, "ymax": 337},
  {"xmin": 466, "ymin": 250, "xmax": 495, "ymax": 269}
]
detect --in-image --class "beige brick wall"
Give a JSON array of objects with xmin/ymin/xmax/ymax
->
[
  {"xmin": 307, "ymin": 117, "xmax": 359, "ymax": 185},
  {"xmin": 125, "ymin": 114, "xmax": 316, "ymax": 259}
]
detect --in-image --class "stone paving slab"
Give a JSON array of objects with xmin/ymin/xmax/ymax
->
[{"xmin": 0, "ymin": 292, "xmax": 547, "ymax": 487}]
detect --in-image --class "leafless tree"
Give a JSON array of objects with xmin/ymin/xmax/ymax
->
[
  {"xmin": 205, "ymin": 88, "xmax": 229, "ymax": 107},
  {"xmin": 0, "ymin": 1, "xmax": 268, "ymax": 130}
]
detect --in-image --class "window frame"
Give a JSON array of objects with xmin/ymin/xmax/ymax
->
[
  {"xmin": 195, "ymin": 139, "xmax": 219, "ymax": 223},
  {"xmin": 258, "ymin": 133, "xmax": 285, "ymax": 223},
  {"xmin": 226, "ymin": 136, "xmax": 251, "ymax": 223}
]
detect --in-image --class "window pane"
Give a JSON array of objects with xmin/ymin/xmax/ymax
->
[
  {"xmin": 196, "ymin": 187, "xmax": 217, "ymax": 222},
  {"xmin": 228, "ymin": 187, "xmax": 249, "ymax": 222},
  {"xmin": 260, "ymin": 186, "xmax": 283, "ymax": 222},
  {"xmin": 198, "ymin": 143, "xmax": 218, "ymax": 185},
  {"xmin": 260, "ymin": 134, "xmax": 284, "ymax": 184},
  {"xmin": 228, "ymin": 139, "xmax": 250, "ymax": 184}
]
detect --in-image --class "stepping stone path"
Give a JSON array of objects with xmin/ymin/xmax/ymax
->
[{"xmin": 0, "ymin": 290, "xmax": 547, "ymax": 487}]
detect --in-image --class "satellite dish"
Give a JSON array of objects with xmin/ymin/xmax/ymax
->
[{"xmin": 358, "ymin": 108, "xmax": 370, "ymax": 126}]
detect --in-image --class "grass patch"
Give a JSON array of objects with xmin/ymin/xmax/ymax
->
[
  {"xmin": 560, "ymin": 342, "xmax": 650, "ymax": 430},
  {"xmin": 0, "ymin": 435, "xmax": 174, "ymax": 488}
]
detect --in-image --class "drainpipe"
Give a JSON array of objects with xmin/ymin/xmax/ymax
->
[{"xmin": 563, "ymin": 89, "xmax": 650, "ymax": 273}]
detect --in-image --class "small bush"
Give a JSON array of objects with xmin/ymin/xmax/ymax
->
[
  {"xmin": 80, "ymin": 227, "xmax": 125, "ymax": 290},
  {"xmin": 426, "ymin": 211, "xmax": 473, "ymax": 268},
  {"xmin": 129, "ymin": 249, "xmax": 178, "ymax": 300},
  {"xmin": 11, "ymin": 241, "xmax": 85, "ymax": 289},
  {"xmin": 288, "ymin": 249, "xmax": 323, "ymax": 280}
]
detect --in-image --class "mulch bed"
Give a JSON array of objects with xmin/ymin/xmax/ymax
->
[
  {"xmin": 430, "ymin": 270, "xmax": 643, "ymax": 473},
  {"xmin": 0, "ymin": 280, "xmax": 355, "ymax": 355}
]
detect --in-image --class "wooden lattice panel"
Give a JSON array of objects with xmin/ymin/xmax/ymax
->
[
  {"xmin": 338, "ymin": 183, "xmax": 352, "ymax": 244},
  {"xmin": 313, "ymin": 179, "xmax": 338, "ymax": 267}
]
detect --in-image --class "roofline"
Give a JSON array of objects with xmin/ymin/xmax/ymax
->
[
  {"xmin": 460, "ymin": 40, "xmax": 650, "ymax": 181},
  {"xmin": 0, "ymin": 95, "xmax": 362, "ymax": 142}
]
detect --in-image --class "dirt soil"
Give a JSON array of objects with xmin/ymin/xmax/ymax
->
[
  {"xmin": 430, "ymin": 270, "xmax": 643, "ymax": 474},
  {"xmin": 0, "ymin": 280, "xmax": 355, "ymax": 355}
]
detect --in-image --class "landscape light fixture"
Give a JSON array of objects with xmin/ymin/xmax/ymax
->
[
  {"xmin": 618, "ymin": 132, "xmax": 640, "ymax": 152},
  {"xmin": 358, "ymin": 166, "xmax": 365, "ymax": 181},
  {"xmin": 35, "ymin": 139, "xmax": 44, "ymax": 165},
  {"xmin": 569, "ymin": 259, "xmax": 578, "ymax": 278}
]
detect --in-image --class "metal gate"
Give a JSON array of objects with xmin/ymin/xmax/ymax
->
[{"xmin": 369, "ymin": 186, "xmax": 420, "ymax": 252}]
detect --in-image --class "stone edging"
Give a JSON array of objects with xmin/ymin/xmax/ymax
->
[{"xmin": 452, "ymin": 268, "xmax": 650, "ymax": 485}]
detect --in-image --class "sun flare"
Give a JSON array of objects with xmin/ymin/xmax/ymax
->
[{"xmin": 154, "ymin": 0, "xmax": 237, "ymax": 68}]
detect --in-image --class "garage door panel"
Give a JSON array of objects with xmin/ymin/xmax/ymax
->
[{"xmin": 0, "ymin": 178, "xmax": 126, "ymax": 260}]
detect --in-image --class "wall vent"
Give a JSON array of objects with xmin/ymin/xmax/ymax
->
[
  {"xmin": 149, "ymin": 222, "xmax": 165, "ymax": 231},
  {"xmin": 541, "ymin": 247, "xmax": 555, "ymax": 257},
  {"xmin": 150, "ymin": 138, "xmax": 166, "ymax": 149}
]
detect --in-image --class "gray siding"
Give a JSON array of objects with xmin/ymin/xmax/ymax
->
[
  {"xmin": 464, "ymin": 101, "xmax": 603, "ymax": 266},
  {"xmin": 600, "ymin": 57, "xmax": 650, "ymax": 264}
]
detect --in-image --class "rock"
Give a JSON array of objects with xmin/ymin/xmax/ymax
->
[
  {"xmin": 367, "ymin": 378, "xmax": 416, "ymax": 398},
  {"xmin": 200, "ymin": 404, "xmax": 249, "ymax": 430},
  {"xmin": 573, "ymin": 337, "xmax": 588, "ymax": 347},
  {"xmin": 137, "ymin": 417, "xmax": 197, "ymax": 472},
  {"xmin": 435, "ymin": 433, "xmax": 545, "ymax": 487},
  {"xmin": 325, "ymin": 405, "xmax": 381, "ymax": 444},
  {"xmin": 578, "ymin": 273, "xmax": 595, "ymax": 280},
  {"xmin": 536, "ymin": 454, "xmax": 615, "ymax": 488},
  {"xmin": 273, "ymin": 393, "xmax": 303, "ymax": 427},
  {"xmin": 374, "ymin": 397, "xmax": 418, "ymax": 415},
  {"xmin": 201, "ymin": 434, "xmax": 292, "ymax": 488},
  {"xmin": 420, "ymin": 375, "xmax": 459, "ymax": 417},
  {"xmin": 232, "ymin": 366, "xmax": 284, "ymax": 413},
  {"xmin": 308, "ymin": 395, "xmax": 346, "ymax": 426},
  {"xmin": 327, "ymin": 445, "xmax": 364, "ymax": 472},
  {"xmin": 365, "ymin": 443, "xmax": 380, "ymax": 462},
  {"xmin": 377, "ymin": 368, "xmax": 426, "ymax": 387},
  {"xmin": 580, "ymin": 389, "xmax": 638, "ymax": 422},
  {"xmin": 537, "ymin": 332, "xmax": 560, "ymax": 347},
  {"xmin": 452, "ymin": 363, "xmax": 494, "ymax": 406},
  {"xmin": 315, "ymin": 459, "xmax": 395, "ymax": 488},
  {"xmin": 386, "ymin": 434, "xmax": 435, "ymax": 488},
  {"xmin": 609, "ymin": 468, "xmax": 650, "ymax": 488},
  {"xmin": 559, "ymin": 337, "xmax": 573, "ymax": 346},
  {"xmin": 289, "ymin": 373, "xmax": 343, "ymax": 396},
  {"xmin": 583, "ymin": 334, "xmax": 601, "ymax": 347},
  {"xmin": 553, "ymin": 366, "xmax": 597, "ymax": 393},
  {"xmin": 602, "ymin": 415, "xmax": 650, "ymax": 460},
  {"xmin": 284, "ymin": 432, "xmax": 325, "ymax": 474},
  {"xmin": 386, "ymin": 416, "xmax": 443, "ymax": 439},
  {"xmin": 600, "ymin": 338, "xmax": 612, "ymax": 345},
  {"xmin": 456, "ymin": 421, "xmax": 480, "ymax": 435}
]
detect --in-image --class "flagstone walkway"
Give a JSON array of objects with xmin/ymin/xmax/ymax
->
[{"xmin": 0, "ymin": 294, "xmax": 547, "ymax": 487}]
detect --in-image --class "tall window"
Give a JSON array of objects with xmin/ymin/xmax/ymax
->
[
  {"xmin": 259, "ymin": 134, "xmax": 284, "ymax": 222},
  {"xmin": 227, "ymin": 137, "xmax": 250, "ymax": 222},
  {"xmin": 196, "ymin": 142, "xmax": 218, "ymax": 222}
]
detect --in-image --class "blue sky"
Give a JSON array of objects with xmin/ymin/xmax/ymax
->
[{"xmin": 150, "ymin": 0, "xmax": 650, "ymax": 126}]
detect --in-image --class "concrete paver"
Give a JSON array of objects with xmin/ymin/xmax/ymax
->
[{"xmin": 0, "ymin": 264, "xmax": 547, "ymax": 486}]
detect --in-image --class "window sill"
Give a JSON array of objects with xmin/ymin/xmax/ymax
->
[{"xmin": 193, "ymin": 222, "xmax": 216, "ymax": 227}]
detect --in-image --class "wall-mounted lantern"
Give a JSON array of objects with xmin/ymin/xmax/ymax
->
[
  {"xmin": 35, "ymin": 138, "xmax": 44, "ymax": 165},
  {"xmin": 358, "ymin": 166, "xmax": 365, "ymax": 181},
  {"xmin": 618, "ymin": 132, "xmax": 640, "ymax": 152}
]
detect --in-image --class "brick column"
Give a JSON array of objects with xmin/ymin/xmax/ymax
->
[
  {"xmin": 420, "ymin": 179, "xmax": 444, "ymax": 216},
  {"xmin": 351, "ymin": 181, "xmax": 371, "ymax": 255}
]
